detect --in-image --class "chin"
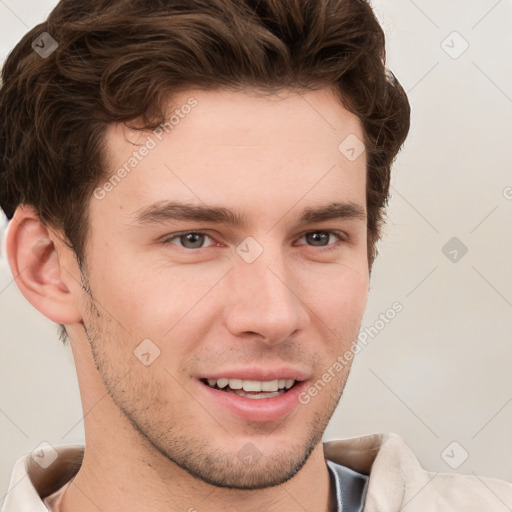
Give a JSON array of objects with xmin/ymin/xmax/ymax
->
[{"xmin": 179, "ymin": 445, "xmax": 314, "ymax": 490}]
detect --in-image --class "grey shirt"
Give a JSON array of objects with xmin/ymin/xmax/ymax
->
[
  {"xmin": 0, "ymin": 443, "xmax": 369, "ymax": 512},
  {"xmin": 327, "ymin": 459, "xmax": 368, "ymax": 512}
]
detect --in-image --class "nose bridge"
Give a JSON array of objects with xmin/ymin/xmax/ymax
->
[{"xmin": 224, "ymin": 240, "xmax": 307, "ymax": 341}]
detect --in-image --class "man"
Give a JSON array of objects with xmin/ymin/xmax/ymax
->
[{"xmin": 0, "ymin": 0, "xmax": 510, "ymax": 511}]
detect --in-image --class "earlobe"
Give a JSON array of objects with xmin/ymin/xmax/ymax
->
[{"xmin": 5, "ymin": 205, "xmax": 83, "ymax": 325}]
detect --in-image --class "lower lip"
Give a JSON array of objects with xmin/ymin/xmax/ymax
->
[{"xmin": 198, "ymin": 380, "xmax": 308, "ymax": 423}]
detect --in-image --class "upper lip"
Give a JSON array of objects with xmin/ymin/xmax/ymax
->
[{"xmin": 198, "ymin": 366, "xmax": 309, "ymax": 382}]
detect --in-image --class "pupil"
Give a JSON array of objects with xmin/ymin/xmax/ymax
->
[
  {"xmin": 308, "ymin": 232, "xmax": 328, "ymax": 246},
  {"xmin": 183, "ymin": 233, "xmax": 203, "ymax": 248}
]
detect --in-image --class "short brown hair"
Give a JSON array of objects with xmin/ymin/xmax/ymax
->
[{"xmin": 0, "ymin": 0, "xmax": 409, "ymax": 270}]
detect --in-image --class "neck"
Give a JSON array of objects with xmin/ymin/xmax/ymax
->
[
  {"xmin": 61, "ymin": 330, "xmax": 335, "ymax": 512},
  {"xmin": 61, "ymin": 427, "xmax": 334, "ymax": 512}
]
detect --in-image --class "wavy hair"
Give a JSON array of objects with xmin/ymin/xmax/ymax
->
[{"xmin": 0, "ymin": 0, "xmax": 410, "ymax": 270}]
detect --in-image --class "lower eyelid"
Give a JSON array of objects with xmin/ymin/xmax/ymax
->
[
  {"xmin": 165, "ymin": 232, "xmax": 214, "ymax": 247},
  {"xmin": 164, "ymin": 230, "xmax": 347, "ymax": 249},
  {"xmin": 295, "ymin": 231, "xmax": 347, "ymax": 245}
]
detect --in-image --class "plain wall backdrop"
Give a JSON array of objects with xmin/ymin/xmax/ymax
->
[{"xmin": 1, "ymin": 0, "xmax": 511, "ymax": 503}]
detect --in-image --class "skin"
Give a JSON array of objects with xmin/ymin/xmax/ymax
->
[{"xmin": 7, "ymin": 86, "xmax": 369, "ymax": 512}]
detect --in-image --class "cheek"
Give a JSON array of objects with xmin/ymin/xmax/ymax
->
[
  {"xmin": 88, "ymin": 259, "xmax": 221, "ymax": 349},
  {"xmin": 86, "ymin": 234, "xmax": 368, "ymax": 346},
  {"xmin": 304, "ymin": 260, "xmax": 368, "ymax": 320},
  {"xmin": 307, "ymin": 264, "xmax": 369, "ymax": 363},
  {"xmin": 339, "ymin": 268, "xmax": 369, "ymax": 317}
]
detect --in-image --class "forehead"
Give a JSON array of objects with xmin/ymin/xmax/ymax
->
[{"xmin": 97, "ymin": 87, "xmax": 366, "ymax": 225}]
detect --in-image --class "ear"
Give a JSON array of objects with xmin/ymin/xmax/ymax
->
[{"xmin": 5, "ymin": 205, "xmax": 83, "ymax": 325}]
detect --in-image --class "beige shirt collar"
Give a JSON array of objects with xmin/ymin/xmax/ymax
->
[{"xmin": 2, "ymin": 433, "xmax": 512, "ymax": 512}]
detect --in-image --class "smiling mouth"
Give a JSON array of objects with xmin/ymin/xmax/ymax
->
[{"xmin": 201, "ymin": 378, "xmax": 298, "ymax": 399}]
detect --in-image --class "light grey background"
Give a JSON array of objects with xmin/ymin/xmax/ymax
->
[{"xmin": 1, "ymin": 0, "xmax": 511, "ymax": 502}]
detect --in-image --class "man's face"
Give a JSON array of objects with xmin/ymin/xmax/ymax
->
[{"xmin": 78, "ymin": 87, "xmax": 369, "ymax": 489}]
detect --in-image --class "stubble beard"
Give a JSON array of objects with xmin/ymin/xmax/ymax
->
[{"xmin": 79, "ymin": 270, "xmax": 351, "ymax": 490}]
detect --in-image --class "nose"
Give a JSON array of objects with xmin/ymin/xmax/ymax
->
[{"xmin": 222, "ymin": 245, "xmax": 309, "ymax": 344}]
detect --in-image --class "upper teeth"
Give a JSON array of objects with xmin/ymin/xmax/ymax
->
[{"xmin": 207, "ymin": 378, "xmax": 295, "ymax": 392}]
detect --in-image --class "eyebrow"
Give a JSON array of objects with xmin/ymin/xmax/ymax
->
[{"xmin": 132, "ymin": 200, "xmax": 366, "ymax": 228}]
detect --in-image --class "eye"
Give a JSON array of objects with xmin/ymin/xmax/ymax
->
[
  {"xmin": 162, "ymin": 230, "xmax": 215, "ymax": 250},
  {"xmin": 161, "ymin": 229, "xmax": 348, "ymax": 251},
  {"xmin": 295, "ymin": 230, "xmax": 347, "ymax": 250}
]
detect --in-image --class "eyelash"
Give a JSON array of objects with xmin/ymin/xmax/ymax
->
[{"xmin": 162, "ymin": 230, "xmax": 348, "ymax": 252}]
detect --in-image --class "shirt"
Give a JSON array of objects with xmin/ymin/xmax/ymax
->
[
  {"xmin": 39, "ymin": 460, "xmax": 368, "ymax": 511},
  {"xmin": 1, "ymin": 444, "xmax": 367, "ymax": 512},
  {"xmin": 2, "ymin": 432, "xmax": 512, "ymax": 511}
]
